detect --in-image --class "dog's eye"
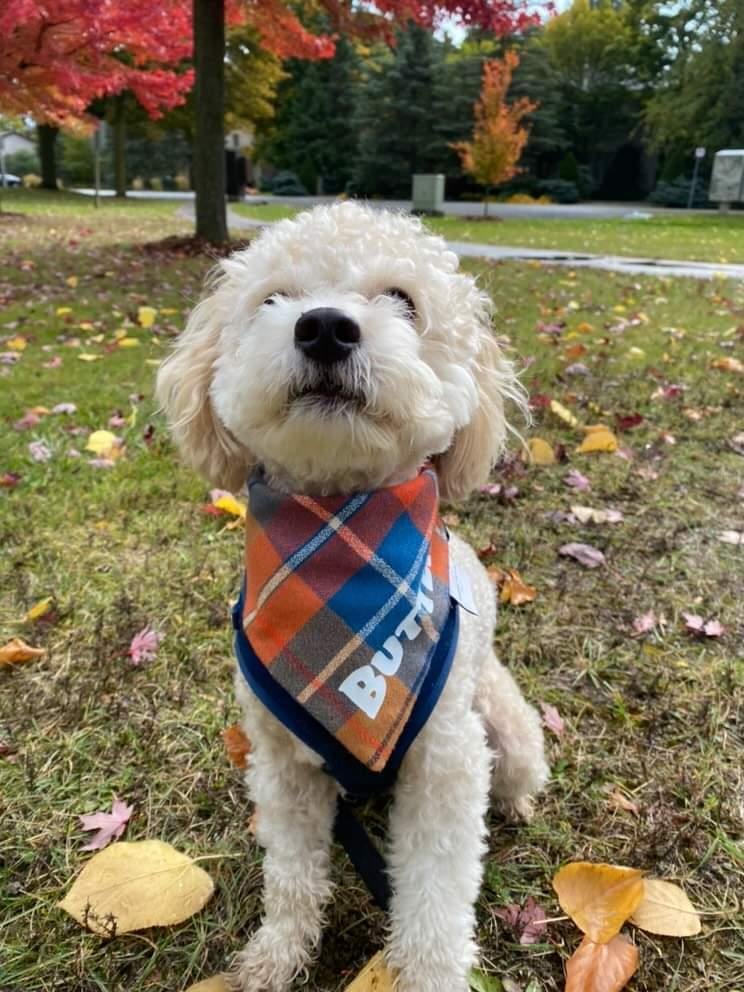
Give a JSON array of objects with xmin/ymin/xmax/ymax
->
[
  {"xmin": 263, "ymin": 292, "xmax": 288, "ymax": 306},
  {"xmin": 384, "ymin": 287, "xmax": 416, "ymax": 317}
]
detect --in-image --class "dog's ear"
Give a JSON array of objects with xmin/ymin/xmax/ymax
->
[
  {"xmin": 435, "ymin": 305, "xmax": 525, "ymax": 502},
  {"xmin": 156, "ymin": 285, "xmax": 254, "ymax": 491}
]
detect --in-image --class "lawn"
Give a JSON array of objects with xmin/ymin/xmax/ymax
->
[
  {"xmin": 233, "ymin": 200, "xmax": 744, "ymax": 265},
  {"xmin": 1, "ymin": 190, "xmax": 743, "ymax": 992}
]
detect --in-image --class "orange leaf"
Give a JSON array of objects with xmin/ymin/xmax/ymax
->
[
  {"xmin": 223, "ymin": 724, "xmax": 252, "ymax": 769},
  {"xmin": 565, "ymin": 934, "xmax": 639, "ymax": 992},
  {"xmin": 552, "ymin": 862, "xmax": 644, "ymax": 943},
  {"xmin": 0, "ymin": 637, "xmax": 46, "ymax": 666},
  {"xmin": 491, "ymin": 567, "xmax": 537, "ymax": 606}
]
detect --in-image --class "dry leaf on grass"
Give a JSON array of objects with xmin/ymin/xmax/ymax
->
[
  {"xmin": 527, "ymin": 438, "xmax": 556, "ymax": 465},
  {"xmin": 25, "ymin": 597, "xmax": 53, "ymax": 621},
  {"xmin": 711, "ymin": 356, "xmax": 744, "ymax": 374},
  {"xmin": 79, "ymin": 798, "xmax": 134, "ymax": 851},
  {"xmin": 570, "ymin": 506, "xmax": 623, "ymax": 525},
  {"xmin": 489, "ymin": 567, "xmax": 538, "ymax": 606},
  {"xmin": 718, "ymin": 530, "xmax": 743, "ymax": 547},
  {"xmin": 0, "ymin": 637, "xmax": 45, "ymax": 666},
  {"xmin": 223, "ymin": 724, "xmax": 252, "ymax": 769},
  {"xmin": 558, "ymin": 543, "xmax": 606, "ymax": 569},
  {"xmin": 343, "ymin": 951, "xmax": 396, "ymax": 991},
  {"xmin": 565, "ymin": 933, "xmax": 639, "ymax": 992},
  {"xmin": 552, "ymin": 862, "xmax": 644, "ymax": 944},
  {"xmin": 59, "ymin": 839, "xmax": 214, "ymax": 936},
  {"xmin": 85, "ymin": 430, "xmax": 119, "ymax": 457},
  {"xmin": 551, "ymin": 399, "xmax": 580, "ymax": 428},
  {"xmin": 183, "ymin": 978, "xmax": 229, "ymax": 992},
  {"xmin": 210, "ymin": 489, "xmax": 247, "ymax": 519},
  {"xmin": 540, "ymin": 702, "xmax": 565, "ymax": 738},
  {"xmin": 577, "ymin": 428, "xmax": 618, "ymax": 454},
  {"xmin": 630, "ymin": 879, "xmax": 701, "ymax": 937}
]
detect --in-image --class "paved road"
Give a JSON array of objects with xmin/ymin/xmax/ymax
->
[
  {"xmin": 75, "ymin": 187, "xmax": 727, "ymax": 221},
  {"xmin": 176, "ymin": 204, "xmax": 742, "ymax": 281}
]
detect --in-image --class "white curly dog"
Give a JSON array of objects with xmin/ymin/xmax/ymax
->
[{"xmin": 157, "ymin": 202, "xmax": 548, "ymax": 992}]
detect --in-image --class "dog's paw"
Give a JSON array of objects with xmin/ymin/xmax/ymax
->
[
  {"xmin": 225, "ymin": 931, "xmax": 308, "ymax": 992},
  {"xmin": 493, "ymin": 793, "xmax": 536, "ymax": 823}
]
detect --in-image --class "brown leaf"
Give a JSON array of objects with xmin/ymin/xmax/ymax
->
[
  {"xmin": 0, "ymin": 637, "xmax": 46, "ymax": 666},
  {"xmin": 490, "ymin": 567, "xmax": 537, "ymax": 606},
  {"xmin": 565, "ymin": 934, "xmax": 639, "ymax": 992},
  {"xmin": 223, "ymin": 724, "xmax": 252, "ymax": 769},
  {"xmin": 552, "ymin": 862, "xmax": 644, "ymax": 943},
  {"xmin": 606, "ymin": 788, "xmax": 640, "ymax": 817}
]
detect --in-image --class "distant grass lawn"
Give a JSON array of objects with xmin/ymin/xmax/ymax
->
[
  {"xmin": 233, "ymin": 200, "xmax": 744, "ymax": 264},
  {"xmin": 2, "ymin": 189, "xmax": 743, "ymax": 992}
]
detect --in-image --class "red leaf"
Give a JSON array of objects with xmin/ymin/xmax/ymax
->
[
  {"xmin": 615, "ymin": 413, "xmax": 644, "ymax": 431},
  {"xmin": 494, "ymin": 896, "xmax": 548, "ymax": 945}
]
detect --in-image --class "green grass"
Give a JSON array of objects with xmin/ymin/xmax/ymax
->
[
  {"xmin": 233, "ymin": 200, "xmax": 744, "ymax": 264},
  {"xmin": 2, "ymin": 190, "xmax": 743, "ymax": 992}
]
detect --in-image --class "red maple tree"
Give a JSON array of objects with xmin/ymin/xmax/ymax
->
[
  {"xmin": 453, "ymin": 50, "xmax": 537, "ymax": 215},
  {"xmin": 0, "ymin": 0, "xmax": 194, "ymax": 128}
]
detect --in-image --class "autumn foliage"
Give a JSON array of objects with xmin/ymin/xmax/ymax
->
[
  {"xmin": 454, "ymin": 50, "xmax": 536, "ymax": 209},
  {"xmin": 0, "ymin": 0, "xmax": 194, "ymax": 127}
]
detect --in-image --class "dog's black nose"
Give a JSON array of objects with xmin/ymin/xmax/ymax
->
[{"xmin": 294, "ymin": 308, "xmax": 360, "ymax": 365}]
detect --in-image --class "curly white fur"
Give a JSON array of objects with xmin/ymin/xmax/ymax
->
[{"xmin": 157, "ymin": 202, "xmax": 548, "ymax": 992}]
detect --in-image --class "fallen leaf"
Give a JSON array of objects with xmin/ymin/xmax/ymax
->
[
  {"xmin": 117, "ymin": 337, "xmax": 139, "ymax": 348},
  {"xmin": 343, "ymin": 951, "xmax": 396, "ymax": 991},
  {"xmin": 128, "ymin": 626, "xmax": 163, "ymax": 665},
  {"xmin": 6, "ymin": 335, "xmax": 27, "ymax": 351},
  {"xmin": 489, "ymin": 567, "xmax": 537, "ymax": 606},
  {"xmin": 718, "ymin": 530, "xmax": 743, "ymax": 547},
  {"xmin": 564, "ymin": 343, "xmax": 587, "ymax": 360},
  {"xmin": 558, "ymin": 543, "xmax": 606, "ymax": 568},
  {"xmin": 553, "ymin": 862, "xmax": 644, "ymax": 943},
  {"xmin": 565, "ymin": 469, "xmax": 591, "ymax": 491},
  {"xmin": 570, "ymin": 506, "xmax": 623, "ymax": 525},
  {"xmin": 66, "ymin": 275, "xmax": 79, "ymax": 288},
  {"xmin": 0, "ymin": 637, "xmax": 46, "ymax": 666},
  {"xmin": 682, "ymin": 613, "xmax": 725, "ymax": 638},
  {"xmin": 210, "ymin": 490, "xmax": 247, "ymax": 518},
  {"xmin": 14, "ymin": 410, "xmax": 41, "ymax": 431},
  {"xmin": 138, "ymin": 306, "xmax": 158, "ymax": 328},
  {"xmin": 629, "ymin": 879, "xmax": 701, "ymax": 937},
  {"xmin": 25, "ymin": 598, "xmax": 53, "ymax": 622},
  {"xmin": 540, "ymin": 702, "xmax": 565, "ymax": 738},
  {"xmin": 550, "ymin": 399, "xmax": 580, "ymax": 428},
  {"xmin": 52, "ymin": 402, "xmax": 77, "ymax": 415},
  {"xmin": 710, "ymin": 356, "xmax": 744, "ymax": 374},
  {"xmin": 615, "ymin": 414, "xmax": 644, "ymax": 432},
  {"xmin": 78, "ymin": 353, "xmax": 101, "ymax": 362},
  {"xmin": 28, "ymin": 441, "xmax": 52, "ymax": 463},
  {"xmin": 494, "ymin": 896, "xmax": 548, "ymax": 944},
  {"xmin": 86, "ymin": 430, "xmax": 118, "ymax": 457},
  {"xmin": 79, "ymin": 798, "xmax": 134, "ymax": 851},
  {"xmin": 0, "ymin": 472, "xmax": 21, "ymax": 488},
  {"xmin": 632, "ymin": 610, "xmax": 657, "ymax": 635},
  {"xmin": 183, "ymin": 979, "xmax": 229, "ymax": 992},
  {"xmin": 577, "ymin": 429, "xmax": 618, "ymax": 455},
  {"xmin": 606, "ymin": 789, "xmax": 640, "ymax": 816},
  {"xmin": 565, "ymin": 933, "xmax": 639, "ymax": 992},
  {"xmin": 223, "ymin": 724, "xmax": 252, "ymax": 769},
  {"xmin": 58, "ymin": 839, "xmax": 214, "ymax": 936},
  {"xmin": 527, "ymin": 438, "xmax": 556, "ymax": 466},
  {"xmin": 565, "ymin": 363, "xmax": 590, "ymax": 376}
]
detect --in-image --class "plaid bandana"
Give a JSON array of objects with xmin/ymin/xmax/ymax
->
[{"xmin": 233, "ymin": 467, "xmax": 458, "ymax": 791}]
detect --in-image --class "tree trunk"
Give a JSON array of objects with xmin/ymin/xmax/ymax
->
[
  {"xmin": 193, "ymin": 0, "xmax": 227, "ymax": 243},
  {"xmin": 113, "ymin": 95, "xmax": 127, "ymax": 197},
  {"xmin": 38, "ymin": 124, "xmax": 58, "ymax": 190}
]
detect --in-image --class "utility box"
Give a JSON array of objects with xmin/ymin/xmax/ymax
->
[
  {"xmin": 412, "ymin": 174, "xmax": 445, "ymax": 215},
  {"xmin": 709, "ymin": 150, "xmax": 744, "ymax": 209}
]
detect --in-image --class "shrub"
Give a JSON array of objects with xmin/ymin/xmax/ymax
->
[
  {"xmin": 558, "ymin": 152, "xmax": 580, "ymax": 184},
  {"xmin": 536, "ymin": 178, "xmax": 580, "ymax": 203},
  {"xmin": 131, "ymin": 177, "xmax": 145, "ymax": 191},
  {"xmin": 647, "ymin": 176, "xmax": 709, "ymax": 208},
  {"xmin": 149, "ymin": 177, "xmax": 163, "ymax": 191},
  {"xmin": 270, "ymin": 170, "xmax": 309, "ymax": 196},
  {"xmin": 504, "ymin": 193, "xmax": 552, "ymax": 205},
  {"xmin": 6, "ymin": 149, "xmax": 40, "ymax": 176},
  {"xmin": 174, "ymin": 173, "xmax": 190, "ymax": 191}
]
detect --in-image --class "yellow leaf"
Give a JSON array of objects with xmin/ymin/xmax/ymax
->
[
  {"xmin": 344, "ymin": 951, "xmax": 396, "ymax": 992},
  {"xmin": 553, "ymin": 862, "xmax": 644, "ymax": 943},
  {"xmin": 26, "ymin": 597, "xmax": 53, "ymax": 621},
  {"xmin": 550, "ymin": 399, "xmax": 580, "ymax": 428},
  {"xmin": 629, "ymin": 879, "xmax": 701, "ymax": 937},
  {"xmin": 66, "ymin": 275, "xmax": 79, "ymax": 288},
  {"xmin": 56, "ymin": 307, "xmax": 72, "ymax": 316},
  {"xmin": 29, "ymin": 406, "xmax": 50, "ymax": 415},
  {"xmin": 138, "ymin": 306, "xmax": 158, "ymax": 328},
  {"xmin": 490, "ymin": 567, "xmax": 537, "ymax": 606},
  {"xmin": 117, "ymin": 337, "xmax": 139, "ymax": 348},
  {"xmin": 183, "ymin": 978, "xmax": 228, "ymax": 992},
  {"xmin": 79, "ymin": 321, "xmax": 95, "ymax": 332},
  {"xmin": 526, "ymin": 438, "xmax": 556, "ymax": 465},
  {"xmin": 213, "ymin": 494, "xmax": 247, "ymax": 518},
  {"xmin": 160, "ymin": 307, "xmax": 178, "ymax": 316},
  {"xmin": 578, "ymin": 429, "xmax": 618, "ymax": 454},
  {"xmin": 6, "ymin": 336, "xmax": 27, "ymax": 351},
  {"xmin": 0, "ymin": 637, "xmax": 46, "ymax": 666},
  {"xmin": 86, "ymin": 430, "xmax": 117, "ymax": 456},
  {"xmin": 711, "ymin": 356, "xmax": 744, "ymax": 374},
  {"xmin": 565, "ymin": 934, "xmax": 639, "ymax": 992},
  {"xmin": 58, "ymin": 839, "xmax": 214, "ymax": 936},
  {"xmin": 90, "ymin": 334, "xmax": 105, "ymax": 343},
  {"xmin": 78, "ymin": 354, "xmax": 101, "ymax": 362}
]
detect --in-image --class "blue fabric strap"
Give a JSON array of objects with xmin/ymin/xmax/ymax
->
[{"xmin": 334, "ymin": 797, "xmax": 392, "ymax": 911}]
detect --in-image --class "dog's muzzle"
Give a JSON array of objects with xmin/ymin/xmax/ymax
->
[{"xmin": 294, "ymin": 307, "xmax": 361, "ymax": 366}]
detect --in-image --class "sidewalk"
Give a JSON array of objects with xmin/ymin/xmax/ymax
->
[{"xmin": 175, "ymin": 204, "xmax": 744, "ymax": 282}]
